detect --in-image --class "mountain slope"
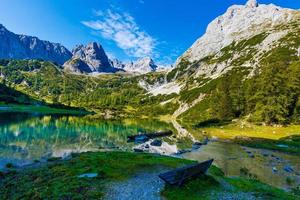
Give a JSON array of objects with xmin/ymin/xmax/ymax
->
[
  {"xmin": 0, "ymin": 0, "xmax": 299, "ymax": 125},
  {"xmin": 163, "ymin": 0, "xmax": 300, "ymax": 125},
  {"xmin": 0, "ymin": 24, "xmax": 72, "ymax": 65},
  {"xmin": 178, "ymin": 0, "xmax": 297, "ymax": 63}
]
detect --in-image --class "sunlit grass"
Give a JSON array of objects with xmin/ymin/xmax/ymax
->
[
  {"xmin": 188, "ymin": 122, "xmax": 300, "ymax": 140},
  {"xmin": 203, "ymin": 124, "xmax": 300, "ymax": 140}
]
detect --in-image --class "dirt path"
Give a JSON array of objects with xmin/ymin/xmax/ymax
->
[{"xmin": 105, "ymin": 167, "xmax": 168, "ymax": 200}]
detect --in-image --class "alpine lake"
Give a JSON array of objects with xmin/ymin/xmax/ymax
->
[{"xmin": 0, "ymin": 111, "xmax": 299, "ymax": 191}]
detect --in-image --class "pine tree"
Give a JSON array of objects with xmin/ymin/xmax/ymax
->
[{"xmin": 211, "ymin": 75, "xmax": 234, "ymax": 120}]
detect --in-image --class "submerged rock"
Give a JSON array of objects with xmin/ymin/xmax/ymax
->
[
  {"xmin": 150, "ymin": 140, "xmax": 162, "ymax": 147},
  {"xmin": 276, "ymin": 144, "xmax": 289, "ymax": 148},
  {"xmin": 284, "ymin": 166, "xmax": 294, "ymax": 173},
  {"xmin": 78, "ymin": 173, "xmax": 98, "ymax": 178},
  {"xmin": 192, "ymin": 142, "xmax": 202, "ymax": 150},
  {"xmin": 135, "ymin": 135, "xmax": 150, "ymax": 143}
]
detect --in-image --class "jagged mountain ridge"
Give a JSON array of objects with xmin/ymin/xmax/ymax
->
[
  {"xmin": 0, "ymin": 24, "xmax": 72, "ymax": 65},
  {"xmin": 0, "ymin": 24, "xmax": 159, "ymax": 74},
  {"xmin": 63, "ymin": 43, "xmax": 159, "ymax": 74}
]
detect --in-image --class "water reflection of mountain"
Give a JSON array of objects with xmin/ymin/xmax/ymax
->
[
  {"xmin": 0, "ymin": 112, "xmax": 38, "ymax": 126},
  {"xmin": 0, "ymin": 113, "xmax": 173, "ymax": 162}
]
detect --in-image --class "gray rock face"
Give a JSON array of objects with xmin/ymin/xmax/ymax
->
[
  {"xmin": 177, "ymin": 0, "xmax": 297, "ymax": 65},
  {"xmin": 110, "ymin": 57, "xmax": 158, "ymax": 74},
  {"xmin": 64, "ymin": 42, "xmax": 117, "ymax": 73},
  {"xmin": 110, "ymin": 58, "xmax": 125, "ymax": 70},
  {"xmin": 0, "ymin": 24, "xmax": 72, "ymax": 65},
  {"xmin": 124, "ymin": 57, "xmax": 158, "ymax": 74}
]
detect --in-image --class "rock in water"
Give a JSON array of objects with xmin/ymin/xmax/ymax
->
[
  {"xmin": 78, "ymin": 173, "xmax": 98, "ymax": 178},
  {"xmin": 134, "ymin": 135, "xmax": 150, "ymax": 143},
  {"xmin": 283, "ymin": 166, "xmax": 294, "ymax": 173},
  {"xmin": 150, "ymin": 140, "xmax": 162, "ymax": 147}
]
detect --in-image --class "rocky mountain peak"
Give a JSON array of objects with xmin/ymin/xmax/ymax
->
[
  {"xmin": 0, "ymin": 24, "xmax": 6, "ymax": 30},
  {"xmin": 67, "ymin": 42, "xmax": 114, "ymax": 73},
  {"xmin": 72, "ymin": 42, "xmax": 109, "ymax": 64},
  {"xmin": 177, "ymin": 0, "xmax": 296, "ymax": 65},
  {"xmin": 124, "ymin": 57, "xmax": 158, "ymax": 74},
  {"xmin": 246, "ymin": 0, "xmax": 258, "ymax": 8}
]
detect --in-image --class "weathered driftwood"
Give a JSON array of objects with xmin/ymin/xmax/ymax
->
[
  {"xmin": 127, "ymin": 130, "xmax": 172, "ymax": 142},
  {"xmin": 159, "ymin": 159, "xmax": 214, "ymax": 186}
]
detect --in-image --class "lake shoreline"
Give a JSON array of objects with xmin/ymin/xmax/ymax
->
[{"xmin": 0, "ymin": 151, "xmax": 298, "ymax": 199}]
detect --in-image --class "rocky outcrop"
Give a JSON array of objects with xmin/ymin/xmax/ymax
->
[
  {"xmin": 0, "ymin": 24, "xmax": 72, "ymax": 65},
  {"xmin": 63, "ymin": 42, "xmax": 117, "ymax": 73},
  {"xmin": 124, "ymin": 57, "xmax": 158, "ymax": 74}
]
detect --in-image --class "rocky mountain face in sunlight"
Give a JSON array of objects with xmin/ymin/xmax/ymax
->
[
  {"xmin": 63, "ymin": 44, "xmax": 159, "ymax": 74},
  {"xmin": 123, "ymin": 57, "xmax": 158, "ymax": 74},
  {"xmin": 109, "ymin": 57, "xmax": 158, "ymax": 74},
  {"xmin": 0, "ymin": 24, "xmax": 72, "ymax": 65},
  {"xmin": 173, "ymin": 0, "xmax": 300, "ymax": 79},
  {"xmin": 63, "ymin": 42, "xmax": 118, "ymax": 73}
]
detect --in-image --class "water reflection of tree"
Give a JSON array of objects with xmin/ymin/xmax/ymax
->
[{"xmin": 0, "ymin": 114, "xmax": 173, "ymax": 160}]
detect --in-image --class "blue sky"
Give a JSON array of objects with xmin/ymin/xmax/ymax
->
[{"xmin": 0, "ymin": 0, "xmax": 299, "ymax": 65}]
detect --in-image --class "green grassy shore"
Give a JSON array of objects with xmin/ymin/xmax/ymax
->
[{"xmin": 0, "ymin": 152, "xmax": 298, "ymax": 199}]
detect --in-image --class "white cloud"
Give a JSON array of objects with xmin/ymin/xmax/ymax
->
[{"xmin": 82, "ymin": 9, "xmax": 156, "ymax": 58}]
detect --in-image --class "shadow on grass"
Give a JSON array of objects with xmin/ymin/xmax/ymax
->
[
  {"xmin": 194, "ymin": 119, "xmax": 231, "ymax": 128},
  {"xmin": 161, "ymin": 174, "xmax": 221, "ymax": 200},
  {"xmin": 234, "ymin": 135, "xmax": 300, "ymax": 155}
]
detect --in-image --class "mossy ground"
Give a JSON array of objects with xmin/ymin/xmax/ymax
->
[
  {"xmin": 0, "ymin": 152, "xmax": 297, "ymax": 199},
  {"xmin": 0, "ymin": 152, "xmax": 192, "ymax": 199}
]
